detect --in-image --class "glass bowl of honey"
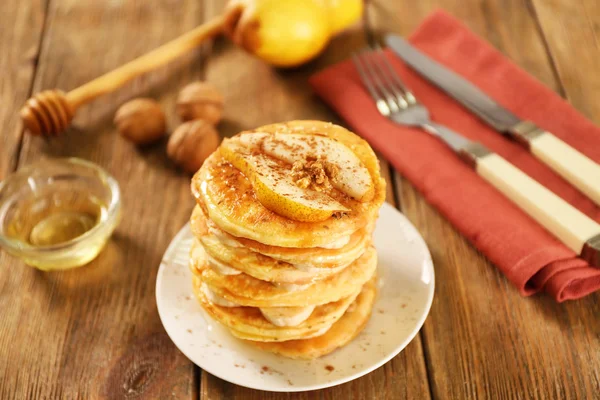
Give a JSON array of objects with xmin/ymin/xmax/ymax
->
[{"xmin": 0, "ymin": 158, "xmax": 121, "ymax": 270}]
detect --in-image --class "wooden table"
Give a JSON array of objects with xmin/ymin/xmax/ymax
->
[{"xmin": 1, "ymin": 0, "xmax": 599, "ymax": 398}]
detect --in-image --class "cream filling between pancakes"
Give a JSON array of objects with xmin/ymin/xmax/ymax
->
[
  {"xmin": 207, "ymin": 223, "xmax": 243, "ymax": 248},
  {"xmin": 291, "ymin": 259, "xmax": 354, "ymax": 274},
  {"xmin": 206, "ymin": 253, "xmax": 242, "ymax": 275},
  {"xmin": 201, "ymin": 283, "xmax": 315, "ymax": 327},
  {"xmin": 206, "ymin": 220, "xmax": 356, "ymax": 271},
  {"xmin": 260, "ymin": 305, "xmax": 316, "ymax": 327},
  {"xmin": 201, "ymin": 283, "xmax": 240, "ymax": 307}
]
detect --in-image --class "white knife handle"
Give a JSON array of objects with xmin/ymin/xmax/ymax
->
[
  {"xmin": 510, "ymin": 121, "xmax": 600, "ymax": 207},
  {"xmin": 528, "ymin": 132, "xmax": 600, "ymax": 206},
  {"xmin": 461, "ymin": 144, "xmax": 600, "ymax": 265}
]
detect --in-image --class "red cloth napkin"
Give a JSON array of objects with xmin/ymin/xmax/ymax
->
[{"xmin": 309, "ymin": 10, "xmax": 600, "ymax": 301}]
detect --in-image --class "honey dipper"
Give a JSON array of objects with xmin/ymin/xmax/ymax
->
[
  {"xmin": 21, "ymin": 16, "xmax": 225, "ymax": 137},
  {"xmin": 20, "ymin": 0, "xmax": 363, "ymax": 137}
]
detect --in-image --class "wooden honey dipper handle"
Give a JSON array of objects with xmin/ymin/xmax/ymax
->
[{"xmin": 21, "ymin": 15, "xmax": 226, "ymax": 137}]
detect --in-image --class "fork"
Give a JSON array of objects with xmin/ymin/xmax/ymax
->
[
  {"xmin": 353, "ymin": 48, "xmax": 483, "ymax": 163},
  {"xmin": 352, "ymin": 48, "xmax": 600, "ymax": 266}
]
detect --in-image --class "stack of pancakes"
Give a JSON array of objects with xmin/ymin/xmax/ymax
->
[{"xmin": 189, "ymin": 120, "xmax": 386, "ymax": 359}]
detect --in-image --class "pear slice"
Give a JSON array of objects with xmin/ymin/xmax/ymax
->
[
  {"xmin": 238, "ymin": 131, "xmax": 269, "ymax": 147},
  {"xmin": 220, "ymin": 138, "xmax": 349, "ymax": 222},
  {"xmin": 257, "ymin": 133, "xmax": 375, "ymax": 202}
]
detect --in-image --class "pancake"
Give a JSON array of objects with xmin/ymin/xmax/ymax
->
[
  {"xmin": 187, "ymin": 120, "xmax": 384, "ymax": 359},
  {"xmin": 191, "ymin": 204, "xmax": 373, "ymax": 270},
  {"xmin": 191, "ymin": 238, "xmax": 349, "ymax": 285},
  {"xmin": 191, "ymin": 121, "xmax": 386, "ymax": 248},
  {"xmin": 193, "ymin": 275, "xmax": 361, "ymax": 342},
  {"xmin": 190, "ymin": 206, "xmax": 370, "ymax": 284},
  {"xmin": 247, "ymin": 275, "xmax": 377, "ymax": 359},
  {"xmin": 191, "ymin": 244, "xmax": 377, "ymax": 307}
]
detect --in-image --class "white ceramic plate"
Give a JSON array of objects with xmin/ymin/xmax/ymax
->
[{"xmin": 156, "ymin": 202, "xmax": 434, "ymax": 392}]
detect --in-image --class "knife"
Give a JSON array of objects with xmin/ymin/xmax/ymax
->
[
  {"xmin": 384, "ymin": 34, "xmax": 600, "ymax": 266},
  {"xmin": 385, "ymin": 34, "xmax": 600, "ymax": 208}
]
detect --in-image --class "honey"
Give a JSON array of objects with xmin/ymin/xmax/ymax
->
[
  {"xmin": 28, "ymin": 211, "xmax": 99, "ymax": 246},
  {"xmin": 0, "ymin": 158, "xmax": 121, "ymax": 270},
  {"xmin": 5, "ymin": 189, "xmax": 106, "ymax": 246},
  {"xmin": 1, "ymin": 188, "xmax": 112, "ymax": 269}
]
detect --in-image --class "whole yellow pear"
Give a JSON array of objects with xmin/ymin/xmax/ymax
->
[
  {"xmin": 319, "ymin": 0, "xmax": 364, "ymax": 34},
  {"xmin": 224, "ymin": 0, "xmax": 331, "ymax": 68}
]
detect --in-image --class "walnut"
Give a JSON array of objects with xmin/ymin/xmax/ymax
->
[
  {"xmin": 176, "ymin": 82, "xmax": 224, "ymax": 125},
  {"xmin": 167, "ymin": 120, "xmax": 220, "ymax": 173},
  {"xmin": 292, "ymin": 161, "xmax": 305, "ymax": 172},
  {"xmin": 295, "ymin": 177, "xmax": 311, "ymax": 189},
  {"xmin": 323, "ymin": 161, "xmax": 339, "ymax": 180},
  {"xmin": 291, "ymin": 158, "xmax": 334, "ymax": 190},
  {"xmin": 114, "ymin": 98, "xmax": 166, "ymax": 145},
  {"xmin": 309, "ymin": 162, "xmax": 326, "ymax": 184}
]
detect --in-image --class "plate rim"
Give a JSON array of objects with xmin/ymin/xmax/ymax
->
[{"xmin": 156, "ymin": 202, "xmax": 435, "ymax": 392}]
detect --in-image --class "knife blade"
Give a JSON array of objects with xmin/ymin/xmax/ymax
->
[
  {"xmin": 385, "ymin": 35, "xmax": 521, "ymax": 131},
  {"xmin": 385, "ymin": 34, "xmax": 600, "ymax": 209}
]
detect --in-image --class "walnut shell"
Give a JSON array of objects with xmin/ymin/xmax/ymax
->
[
  {"xmin": 114, "ymin": 98, "xmax": 166, "ymax": 144},
  {"xmin": 176, "ymin": 82, "xmax": 224, "ymax": 125},
  {"xmin": 167, "ymin": 119, "xmax": 220, "ymax": 173}
]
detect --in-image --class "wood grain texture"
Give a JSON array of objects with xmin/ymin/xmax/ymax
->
[
  {"xmin": 369, "ymin": 0, "xmax": 560, "ymax": 90},
  {"xmin": 398, "ymin": 182, "xmax": 600, "ymax": 399},
  {"xmin": 0, "ymin": 0, "xmax": 48, "ymax": 177},
  {"xmin": 0, "ymin": 0, "xmax": 208, "ymax": 397},
  {"xmin": 531, "ymin": 0, "xmax": 600, "ymax": 123},
  {"xmin": 2, "ymin": 0, "xmax": 599, "ymax": 399},
  {"xmin": 389, "ymin": 1, "xmax": 600, "ymax": 399}
]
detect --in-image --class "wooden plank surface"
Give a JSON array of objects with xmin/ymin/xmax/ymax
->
[
  {"xmin": 0, "ymin": 1, "xmax": 48, "ymax": 177},
  {"xmin": 388, "ymin": 1, "xmax": 600, "ymax": 399},
  {"xmin": 0, "ymin": 0, "xmax": 207, "ymax": 397},
  {"xmin": 1, "ymin": 0, "xmax": 599, "ymax": 399},
  {"xmin": 531, "ymin": 0, "xmax": 600, "ymax": 123}
]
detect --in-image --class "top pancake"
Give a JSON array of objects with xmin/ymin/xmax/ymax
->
[{"xmin": 192, "ymin": 120, "xmax": 386, "ymax": 248}]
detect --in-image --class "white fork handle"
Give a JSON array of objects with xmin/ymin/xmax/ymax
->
[
  {"xmin": 471, "ymin": 150, "xmax": 600, "ymax": 264},
  {"xmin": 528, "ymin": 132, "xmax": 600, "ymax": 206}
]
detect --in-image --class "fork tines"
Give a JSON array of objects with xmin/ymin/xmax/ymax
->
[{"xmin": 352, "ymin": 48, "xmax": 416, "ymax": 116}]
